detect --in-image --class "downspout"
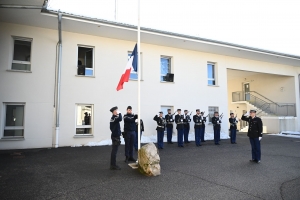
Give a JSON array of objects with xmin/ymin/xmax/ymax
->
[{"xmin": 54, "ymin": 12, "xmax": 62, "ymax": 148}]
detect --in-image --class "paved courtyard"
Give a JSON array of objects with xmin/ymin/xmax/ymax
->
[{"xmin": 0, "ymin": 133, "xmax": 299, "ymax": 200}]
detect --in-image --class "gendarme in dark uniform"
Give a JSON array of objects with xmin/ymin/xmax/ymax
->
[
  {"xmin": 183, "ymin": 110, "xmax": 191, "ymax": 143},
  {"xmin": 109, "ymin": 106, "xmax": 122, "ymax": 170},
  {"xmin": 241, "ymin": 110, "xmax": 263, "ymax": 163},
  {"xmin": 193, "ymin": 109, "xmax": 202, "ymax": 146},
  {"xmin": 153, "ymin": 112, "xmax": 166, "ymax": 149},
  {"xmin": 229, "ymin": 113, "xmax": 238, "ymax": 144},
  {"xmin": 200, "ymin": 112, "xmax": 206, "ymax": 142},
  {"xmin": 165, "ymin": 109, "xmax": 174, "ymax": 144},
  {"xmin": 123, "ymin": 106, "xmax": 137, "ymax": 163},
  {"xmin": 212, "ymin": 112, "xmax": 221, "ymax": 145},
  {"xmin": 175, "ymin": 109, "xmax": 184, "ymax": 147}
]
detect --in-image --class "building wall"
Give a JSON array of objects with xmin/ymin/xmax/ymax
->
[{"xmin": 0, "ymin": 22, "xmax": 299, "ymax": 149}]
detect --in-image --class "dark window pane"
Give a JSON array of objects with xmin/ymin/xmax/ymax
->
[
  {"xmin": 13, "ymin": 40, "xmax": 31, "ymax": 61},
  {"xmin": 76, "ymin": 128, "xmax": 91, "ymax": 134},
  {"xmin": 12, "ymin": 63, "xmax": 31, "ymax": 71},
  {"xmin": 76, "ymin": 105, "xmax": 92, "ymax": 126},
  {"xmin": 5, "ymin": 105, "xmax": 24, "ymax": 126},
  {"xmin": 4, "ymin": 129, "xmax": 24, "ymax": 137},
  {"xmin": 208, "ymin": 80, "xmax": 215, "ymax": 85},
  {"xmin": 78, "ymin": 47, "xmax": 93, "ymax": 73}
]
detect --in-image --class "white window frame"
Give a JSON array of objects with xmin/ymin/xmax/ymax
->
[
  {"xmin": 160, "ymin": 56, "xmax": 172, "ymax": 82},
  {"xmin": 2, "ymin": 103, "xmax": 25, "ymax": 138},
  {"xmin": 75, "ymin": 104, "xmax": 93, "ymax": 135},
  {"xmin": 128, "ymin": 51, "xmax": 142, "ymax": 80},
  {"xmin": 11, "ymin": 36, "xmax": 32, "ymax": 71},
  {"xmin": 208, "ymin": 106, "xmax": 219, "ymax": 123},
  {"xmin": 77, "ymin": 45, "xmax": 95, "ymax": 77},
  {"xmin": 207, "ymin": 62, "xmax": 217, "ymax": 86}
]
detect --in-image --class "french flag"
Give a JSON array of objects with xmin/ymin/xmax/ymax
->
[{"xmin": 116, "ymin": 44, "xmax": 138, "ymax": 91}]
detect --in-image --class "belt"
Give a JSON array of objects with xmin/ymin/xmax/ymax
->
[
  {"xmin": 157, "ymin": 125, "xmax": 165, "ymax": 128},
  {"xmin": 195, "ymin": 123, "xmax": 202, "ymax": 125},
  {"xmin": 167, "ymin": 122, "xmax": 173, "ymax": 124}
]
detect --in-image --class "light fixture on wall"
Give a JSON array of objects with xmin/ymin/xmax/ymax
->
[{"xmin": 280, "ymin": 87, "xmax": 285, "ymax": 92}]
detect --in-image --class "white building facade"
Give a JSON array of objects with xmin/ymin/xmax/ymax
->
[{"xmin": 0, "ymin": 0, "xmax": 300, "ymax": 149}]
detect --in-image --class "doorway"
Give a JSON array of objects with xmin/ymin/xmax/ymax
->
[{"xmin": 243, "ymin": 83, "xmax": 250, "ymax": 101}]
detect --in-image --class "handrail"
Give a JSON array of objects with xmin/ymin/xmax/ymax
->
[{"xmin": 249, "ymin": 91, "xmax": 280, "ymax": 106}]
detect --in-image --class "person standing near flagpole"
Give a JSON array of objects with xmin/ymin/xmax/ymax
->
[
  {"xmin": 175, "ymin": 109, "xmax": 185, "ymax": 147},
  {"xmin": 241, "ymin": 110, "xmax": 263, "ymax": 163},
  {"xmin": 109, "ymin": 106, "xmax": 122, "ymax": 170},
  {"xmin": 123, "ymin": 106, "xmax": 137, "ymax": 163}
]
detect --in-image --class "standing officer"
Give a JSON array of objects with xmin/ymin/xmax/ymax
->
[
  {"xmin": 109, "ymin": 106, "xmax": 122, "ymax": 170},
  {"xmin": 123, "ymin": 106, "xmax": 137, "ymax": 163},
  {"xmin": 193, "ymin": 109, "xmax": 202, "ymax": 146},
  {"xmin": 134, "ymin": 119, "xmax": 144, "ymax": 151},
  {"xmin": 183, "ymin": 110, "xmax": 191, "ymax": 143},
  {"xmin": 241, "ymin": 110, "xmax": 263, "ymax": 163},
  {"xmin": 153, "ymin": 112, "xmax": 166, "ymax": 149},
  {"xmin": 175, "ymin": 109, "xmax": 185, "ymax": 147},
  {"xmin": 200, "ymin": 112, "xmax": 206, "ymax": 142},
  {"xmin": 165, "ymin": 109, "xmax": 174, "ymax": 144},
  {"xmin": 229, "ymin": 113, "xmax": 238, "ymax": 144},
  {"xmin": 212, "ymin": 112, "xmax": 221, "ymax": 145}
]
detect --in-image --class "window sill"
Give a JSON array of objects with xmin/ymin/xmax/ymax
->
[
  {"xmin": 6, "ymin": 69, "xmax": 32, "ymax": 73},
  {"xmin": 75, "ymin": 75, "xmax": 95, "ymax": 78},
  {"xmin": 129, "ymin": 79, "xmax": 144, "ymax": 81},
  {"xmin": 73, "ymin": 134, "xmax": 94, "ymax": 138},
  {"xmin": 208, "ymin": 85, "xmax": 219, "ymax": 87},
  {"xmin": 160, "ymin": 81, "xmax": 175, "ymax": 83},
  {"xmin": 1, "ymin": 137, "xmax": 25, "ymax": 141}
]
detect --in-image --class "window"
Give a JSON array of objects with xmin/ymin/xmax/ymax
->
[
  {"xmin": 3, "ymin": 103, "xmax": 25, "ymax": 137},
  {"xmin": 161, "ymin": 106, "xmax": 173, "ymax": 117},
  {"xmin": 208, "ymin": 106, "xmax": 219, "ymax": 122},
  {"xmin": 161, "ymin": 56, "xmax": 172, "ymax": 82},
  {"xmin": 207, "ymin": 63, "xmax": 216, "ymax": 85},
  {"xmin": 77, "ymin": 46, "xmax": 94, "ymax": 76},
  {"xmin": 76, "ymin": 104, "xmax": 93, "ymax": 134},
  {"xmin": 127, "ymin": 51, "xmax": 142, "ymax": 80},
  {"xmin": 12, "ymin": 37, "xmax": 32, "ymax": 71}
]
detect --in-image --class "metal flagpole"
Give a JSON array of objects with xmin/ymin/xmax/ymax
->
[{"xmin": 137, "ymin": 0, "xmax": 141, "ymax": 152}]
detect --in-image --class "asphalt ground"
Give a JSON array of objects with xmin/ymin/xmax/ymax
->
[{"xmin": 0, "ymin": 133, "xmax": 299, "ymax": 200}]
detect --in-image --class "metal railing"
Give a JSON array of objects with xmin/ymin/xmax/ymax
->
[{"xmin": 232, "ymin": 91, "xmax": 296, "ymax": 117}]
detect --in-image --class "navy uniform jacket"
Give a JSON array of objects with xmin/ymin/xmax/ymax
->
[
  {"xmin": 165, "ymin": 114, "xmax": 174, "ymax": 128},
  {"xmin": 193, "ymin": 114, "xmax": 203, "ymax": 129},
  {"xmin": 229, "ymin": 117, "xmax": 238, "ymax": 130},
  {"xmin": 124, "ymin": 113, "xmax": 137, "ymax": 132},
  {"xmin": 175, "ymin": 114, "xmax": 184, "ymax": 130},
  {"xmin": 212, "ymin": 116, "xmax": 221, "ymax": 130},
  {"xmin": 153, "ymin": 115, "xmax": 166, "ymax": 131},
  {"xmin": 183, "ymin": 114, "xmax": 191, "ymax": 129},
  {"xmin": 241, "ymin": 115, "xmax": 263, "ymax": 138},
  {"xmin": 135, "ymin": 119, "xmax": 144, "ymax": 132},
  {"xmin": 110, "ymin": 113, "xmax": 122, "ymax": 137}
]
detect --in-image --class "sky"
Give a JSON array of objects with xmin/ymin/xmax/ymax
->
[{"xmin": 48, "ymin": 0, "xmax": 300, "ymax": 56}]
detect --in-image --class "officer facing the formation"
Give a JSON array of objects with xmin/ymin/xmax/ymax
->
[
  {"xmin": 183, "ymin": 110, "xmax": 191, "ymax": 143},
  {"xmin": 165, "ymin": 109, "xmax": 175, "ymax": 144},
  {"xmin": 153, "ymin": 112, "xmax": 166, "ymax": 149},
  {"xmin": 193, "ymin": 109, "xmax": 202, "ymax": 147},
  {"xmin": 212, "ymin": 112, "xmax": 222, "ymax": 145},
  {"xmin": 229, "ymin": 113, "xmax": 238, "ymax": 144},
  {"xmin": 123, "ymin": 106, "xmax": 137, "ymax": 163},
  {"xmin": 175, "ymin": 109, "xmax": 185, "ymax": 147},
  {"xmin": 109, "ymin": 106, "xmax": 122, "ymax": 170},
  {"xmin": 200, "ymin": 112, "xmax": 207, "ymax": 142},
  {"xmin": 241, "ymin": 110, "xmax": 263, "ymax": 163},
  {"xmin": 134, "ymin": 119, "xmax": 144, "ymax": 151}
]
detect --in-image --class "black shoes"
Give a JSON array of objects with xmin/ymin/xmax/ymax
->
[
  {"xmin": 196, "ymin": 144, "xmax": 202, "ymax": 147},
  {"xmin": 168, "ymin": 142, "xmax": 173, "ymax": 144},
  {"xmin": 184, "ymin": 141, "xmax": 191, "ymax": 144},
  {"xmin": 110, "ymin": 165, "xmax": 121, "ymax": 170},
  {"xmin": 201, "ymin": 141, "xmax": 206, "ymax": 142},
  {"xmin": 215, "ymin": 143, "xmax": 220, "ymax": 145},
  {"xmin": 125, "ymin": 157, "xmax": 129, "ymax": 163},
  {"xmin": 179, "ymin": 145, "xmax": 184, "ymax": 148},
  {"xmin": 250, "ymin": 159, "xmax": 261, "ymax": 164},
  {"xmin": 128, "ymin": 157, "xmax": 136, "ymax": 162}
]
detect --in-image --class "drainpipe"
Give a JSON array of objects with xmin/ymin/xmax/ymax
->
[{"xmin": 54, "ymin": 12, "xmax": 62, "ymax": 148}]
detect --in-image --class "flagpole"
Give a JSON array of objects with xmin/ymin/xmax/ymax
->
[{"xmin": 137, "ymin": 0, "xmax": 141, "ymax": 152}]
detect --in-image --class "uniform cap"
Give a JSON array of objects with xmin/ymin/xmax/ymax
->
[
  {"xmin": 127, "ymin": 106, "xmax": 132, "ymax": 110},
  {"xmin": 159, "ymin": 111, "xmax": 163, "ymax": 114},
  {"xmin": 230, "ymin": 112, "xmax": 234, "ymax": 115},
  {"xmin": 184, "ymin": 110, "xmax": 188, "ymax": 112},
  {"xmin": 110, "ymin": 106, "xmax": 118, "ymax": 112},
  {"xmin": 196, "ymin": 109, "xmax": 200, "ymax": 112},
  {"xmin": 167, "ymin": 109, "xmax": 171, "ymax": 111},
  {"xmin": 200, "ymin": 112, "xmax": 204, "ymax": 114},
  {"xmin": 177, "ymin": 109, "xmax": 181, "ymax": 111},
  {"xmin": 250, "ymin": 109, "xmax": 256, "ymax": 113}
]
